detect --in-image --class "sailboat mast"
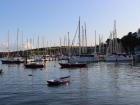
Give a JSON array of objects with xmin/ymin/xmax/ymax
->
[
  {"xmin": 99, "ymin": 34, "xmax": 100, "ymax": 54},
  {"xmin": 38, "ymin": 36, "xmax": 39, "ymax": 56},
  {"xmin": 17, "ymin": 28, "xmax": 19, "ymax": 56},
  {"xmin": 22, "ymin": 31, "xmax": 24, "ymax": 56},
  {"xmin": 114, "ymin": 20, "xmax": 118, "ymax": 53},
  {"xmin": 78, "ymin": 17, "xmax": 81, "ymax": 55},
  {"xmin": 7, "ymin": 30, "xmax": 10, "ymax": 57},
  {"xmin": 59, "ymin": 37, "xmax": 61, "ymax": 55},
  {"xmin": 32, "ymin": 37, "xmax": 34, "ymax": 56},
  {"xmin": 84, "ymin": 23, "xmax": 87, "ymax": 53},
  {"xmin": 94, "ymin": 30, "xmax": 96, "ymax": 54},
  {"xmin": 42, "ymin": 37, "xmax": 45, "ymax": 56},
  {"xmin": 82, "ymin": 26, "xmax": 84, "ymax": 54},
  {"xmin": 67, "ymin": 32, "xmax": 70, "ymax": 57}
]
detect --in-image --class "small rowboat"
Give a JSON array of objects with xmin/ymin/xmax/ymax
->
[{"xmin": 47, "ymin": 76, "xmax": 70, "ymax": 86}]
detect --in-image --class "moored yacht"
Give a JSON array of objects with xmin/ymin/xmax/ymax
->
[
  {"xmin": 69, "ymin": 54, "xmax": 99, "ymax": 63},
  {"xmin": 105, "ymin": 20, "xmax": 133, "ymax": 63},
  {"xmin": 24, "ymin": 61, "xmax": 45, "ymax": 69},
  {"xmin": 1, "ymin": 57, "xmax": 24, "ymax": 64},
  {"xmin": 105, "ymin": 53, "xmax": 133, "ymax": 62}
]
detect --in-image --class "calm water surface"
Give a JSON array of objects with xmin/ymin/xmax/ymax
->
[{"xmin": 0, "ymin": 61, "xmax": 140, "ymax": 105}]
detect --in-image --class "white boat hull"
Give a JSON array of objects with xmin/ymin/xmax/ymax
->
[
  {"xmin": 105, "ymin": 54, "xmax": 133, "ymax": 62},
  {"xmin": 69, "ymin": 55, "xmax": 99, "ymax": 63}
]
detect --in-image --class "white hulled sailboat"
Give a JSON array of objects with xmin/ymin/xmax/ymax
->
[{"xmin": 105, "ymin": 21, "xmax": 133, "ymax": 62}]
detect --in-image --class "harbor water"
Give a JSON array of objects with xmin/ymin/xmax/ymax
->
[{"xmin": 0, "ymin": 61, "xmax": 140, "ymax": 105}]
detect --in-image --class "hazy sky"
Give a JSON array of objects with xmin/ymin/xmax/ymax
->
[{"xmin": 0, "ymin": 0, "xmax": 140, "ymax": 51}]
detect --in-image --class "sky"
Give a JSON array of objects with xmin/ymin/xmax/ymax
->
[{"xmin": 0, "ymin": 0, "xmax": 140, "ymax": 51}]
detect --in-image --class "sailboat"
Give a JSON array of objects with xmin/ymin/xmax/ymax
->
[
  {"xmin": 60, "ymin": 17, "xmax": 99, "ymax": 68},
  {"xmin": 1, "ymin": 57, "xmax": 24, "ymax": 64},
  {"xmin": 1, "ymin": 30, "xmax": 24, "ymax": 64},
  {"xmin": 24, "ymin": 36, "xmax": 45, "ymax": 69},
  {"xmin": 24, "ymin": 61, "xmax": 44, "ymax": 68},
  {"xmin": 59, "ymin": 17, "xmax": 87, "ymax": 68},
  {"xmin": 69, "ymin": 29, "xmax": 99, "ymax": 63},
  {"xmin": 105, "ymin": 21, "xmax": 133, "ymax": 62},
  {"xmin": 59, "ymin": 62, "xmax": 87, "ymax": 68}
]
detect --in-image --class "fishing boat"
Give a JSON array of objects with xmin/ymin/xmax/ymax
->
[{"xmin": 47, "ymin": 76, "xmax": 70, "ymax": 86}]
